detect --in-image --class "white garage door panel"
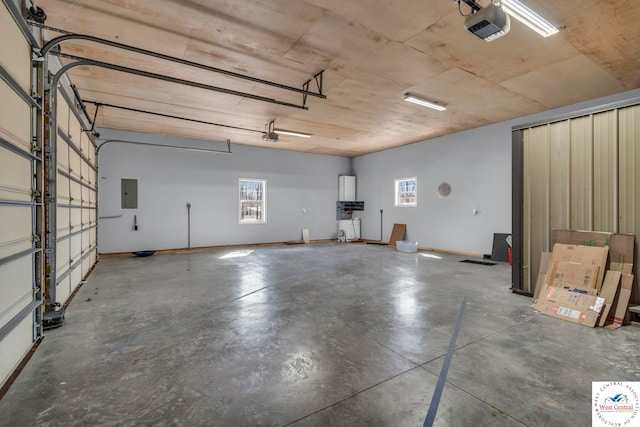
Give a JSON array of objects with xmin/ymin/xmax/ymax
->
[
  {"xmin": 0, "ymin": 5, "xmax": 31, "ymax": 89},
  {"xmin": 70, "ymin": 208, "xmax": 82, "ymax": 231},
  {"xmin": 0, "ymin": 206, "xmax": 32, "ymax": 260},
  {"xmin": 82, "ymin": 257, "xmax": 91, "ymax": 276},
  {"xmin": 81, "ymin": 186, "xmax": 90, "ymax": 206},
  {"xmin": 89, "ymin": 189, "xmax": 96, "ymax": 207},
  {"xmin": 80, "ymin": 132, "xmax": 89, "ymax": 154},
  {"xmin": 57, "ymin": 174, "xmax": 70, "ymax": 204},
  {"xmin": 70, "ymin": 234, "xmax": 82, "ymax": 261},
  {"xmin": 69, "ymin": 150, "xmax": 81, "ymax": 181},
  {"xmin": 68, "ymin": 117, "xmax": 82, "ymax": 150},
  {"xmin": 85, "ymin": 134, "xmax": 95, "ymax": 163},
  {"xmin": 88, "ymin": 145, "xmax": 95, "ymax": 165},
  {"xmin": 90, "ymin": 207, "xmax": 97, "ymax": 223},
  {"xmin": 0, "ymin": 83, "xmax": 31, "ymax": 151},
  {"xmin": 56, "ymin": 275, "xmax": 71, "ymax": 304},
  {"xmin": 80, "ymin": 159, "xmax": 89, "ymax": 185},
  {"xmin": 82, "ymin": 230, "xmax": 91, "ymax": 251},
  {"xmin": 82, "ymin": 208, "xmax": 90, "ymax": 226},
  {"xmin": 1, "ymin": 2, "xmax": 39, "ymax": 390},
  {"xmin": 56, "ymin": 93, "xmax": 69, "ymax": 136},
  {"xmin": 0, "ymin": 256, "xmax": 33, "ymax": 326},
  {"xmin": 57, "ymin": 138, "xmax": 69, "ymax": 170},
  {"xmin": 70, "ymin": 267, "xmax": 82, "ymax": 293},
  {"xmin": 56, "ymin": 238, "xmax": 70, "ymax": 275},
  {"xmin": 70, "ymin": 179, "xmax": 82, "ymax": 202},
  {"xmin": 0, "ymin": 315, "xmax": 33, "ymax": 387},
  {"xmin": 90, "ymin": 227, "xmax": 96, "ymax": 245},
  {"xmin": 57, "ymin": 207, "xmax": 70, "ymax": 236},
  {"xmin": 0, "ymin": 148, "xmax": 31, "ymax": 202}
]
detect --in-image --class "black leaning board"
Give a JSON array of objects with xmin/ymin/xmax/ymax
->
[{"xmin": 491, "ymin": 233, "xmax": 511, "ymax": 262}]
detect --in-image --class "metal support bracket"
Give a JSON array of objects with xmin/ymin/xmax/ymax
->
[
  {"xmin": 460, "ymin": 0, "xmax": 482, "ymax": 12},
  {"xmin": 36, "ymin": 27, "xmax": 327, "ymax": 102},
  {"xmin": 302, "ymin": 70, "xmax": 325, "ymax": 107},
  {"xmin": 51, "ymin": 52, "xmax": 310, "ymax": 110}
]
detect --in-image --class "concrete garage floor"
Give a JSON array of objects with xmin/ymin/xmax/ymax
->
[{"xmin": 1, "ymin": 243, "xmax": 639, "ymax": 426}]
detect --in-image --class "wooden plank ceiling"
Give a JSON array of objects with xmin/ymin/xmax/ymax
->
[{"xmin": 39, "ymin": 0, "xmax": 640, "ymax": 157}]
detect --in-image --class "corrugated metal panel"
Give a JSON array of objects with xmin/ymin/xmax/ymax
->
[
  {"xmin": 618, "ymin": 105, "xmax": 639, "ymax": 235},
  {"xmin": 549, "ymin": 121, "xmax": 571, "ymax": 230},
  {"xmin": 569, "ymin": 116, "xmax": 593, "ymax": 230},
  {"xmin": 618, "ymin": 104, "xmax": 640, "ymax": 303},
  {"xmin": 593, "ymin": 110, "xmax": 617, "ymax": 232},
  {"xmin": 525, "ymin": 125, "xmax": 551, "ymax": 291},
  {"xmin": 522, "ymin": 129, "xmax": 532, "ymax": 292},
  {"xmin": 521, "ymin": 105, "xmax": 639, "ymax": 304}
]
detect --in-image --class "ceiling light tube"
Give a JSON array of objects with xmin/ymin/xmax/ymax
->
[
  {"xmin": 274, "ymin": 129, "xmax": 312, "ymax": 138},
  {"xmin": 500, "ymin": 0, "xmax": 559, "ymax": 37},
  {"xmin": 403, "ymin": 93, "xmax": 447, "ymax": 111}
]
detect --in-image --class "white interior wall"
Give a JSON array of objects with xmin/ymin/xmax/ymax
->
[
  {"xmin": 97, "ymin": 130, "xmax": 352, "ymax": 253},
  {"xmin": 353, "ymin": 88, "xmax": 640, "ymax": 256},
  {"xmin": 353, "ymin": 124, "xmax": 511, "ymax": 254}
]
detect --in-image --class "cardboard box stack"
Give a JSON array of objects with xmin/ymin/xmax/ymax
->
[{"xmin": 532, "ymin": 230, "xmax": 635, "ymax": 328}]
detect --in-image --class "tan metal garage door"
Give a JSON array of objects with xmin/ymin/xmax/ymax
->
[{"xmin": 520, "ymin": 105, "xmax": 640, "ymax": 304}]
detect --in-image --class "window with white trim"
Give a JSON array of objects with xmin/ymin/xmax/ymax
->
[
  {"xmin": 395, "ymin": 177, "xmax": 417, "ymax": 207},
  {"xmin": 239, "ymin": 178, "xmax": 266, "ymax": 224}
]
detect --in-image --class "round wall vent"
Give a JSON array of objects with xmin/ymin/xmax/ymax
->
[{"xmin": 437, "ymin": 182, "xmax": 451, "ymax": 198}]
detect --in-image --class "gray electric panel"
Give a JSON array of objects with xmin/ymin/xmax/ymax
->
[{"xmin": 121, "ymin": 178, "xmax": 138, "ymax": 209}]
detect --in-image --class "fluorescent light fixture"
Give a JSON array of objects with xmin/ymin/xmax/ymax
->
[
  {"xmin": 500, "ymin": 0, "xmax": 559, "ymax": 37},
  {"xmin": 274, "ymin": 129, "xmax": 312, "ymax": 138},
  {"xmin": 403, "ymin": 93, "xmax": 447, "ymax": 111}
]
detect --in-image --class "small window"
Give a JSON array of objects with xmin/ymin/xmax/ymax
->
[
  {"xmin": 395, "ymin": 177, "xmax": 417, "ymax": 207},
  {"xmin": 239, "ymin": 178, "xmax": 266, "ymax": 224}
]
